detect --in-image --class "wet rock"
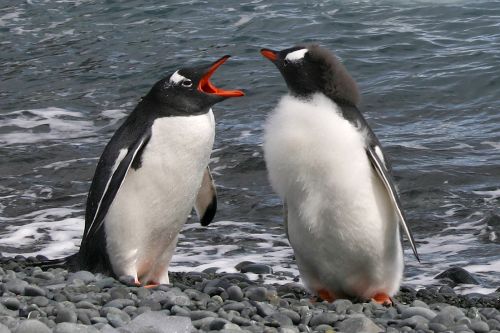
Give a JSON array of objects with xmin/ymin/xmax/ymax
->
[
  {"xmin": 401, "ymin": 306, "xmax": 436, "ymax": 320},
  {"xmin": 245, "ymin": 287, "xmax": 268, "ymax": 301},
  {"xmin": 240, "ymin": 264, "xmax": 273, "ymax": 275},
  {"xmin": 435, "ymin": 267, "xmax": 479, "ymax": 285},
  {"xmin": 2, "ymin": 298, "xmax": 20, "ymax": 310},
  {"xmin": 0, "ymin": 323, "xmax": 9, "ymax": 333},
  {"xmin": 67, "ymin": 271, "xmax": 96, "ymax": 284},
  {"xmin": 53, "ymin": 322, "xmax": 100, "ymax": 333},
  {"xmin": 336, "ymin": 315, "xmax": 381, "ymax": 333},
  {"xmin": 127, "ymin": 312, "xmax": 193, "ymax": 333},
  {"xmin": 227, "ymin": 285, "xmax": 244, "ymax": 301},
  {"xmin": 310, "ymin": 312, "xmax": 340, "ymax": 326},
  {"xmin": 14, "ymin": 319, "xmax": 51, "ymax": 333},
  {"xmin": 55, "ymin": 308, "xmax": 78, "ymax": 323}
]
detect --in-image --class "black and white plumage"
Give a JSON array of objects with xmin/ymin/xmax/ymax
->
[
  {"xmin": 54, "ymin": 56, "xmax": 243, "ymax": 285},
  {"xmin": 261, "ymin": 45, "xmax": 419, "ymax": 303}
]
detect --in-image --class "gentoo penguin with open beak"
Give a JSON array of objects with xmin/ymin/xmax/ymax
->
[
  {"xmin": 260, "ymin": 45, "xmax": 419, "ymax": 304},
  {"xmin": 73, "ymin": 55, "xmax": 244, "ymax": 286}
]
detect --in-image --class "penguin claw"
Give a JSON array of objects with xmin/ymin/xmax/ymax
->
[{"xmin": 372, "ymin": 292, "xmax": 392, "ymax": 306}]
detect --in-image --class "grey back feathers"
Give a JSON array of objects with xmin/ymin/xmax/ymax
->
[{"xmin": 304, "ymin": 44, "xmax": 361, "ymax": 106}]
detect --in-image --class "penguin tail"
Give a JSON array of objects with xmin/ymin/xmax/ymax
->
[{"xmin": 35, "ymin": 253, "xmax": 80, "ymax": 271}]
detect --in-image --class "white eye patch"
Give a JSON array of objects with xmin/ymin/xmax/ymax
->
[
  {"xmin": 169, "ymin": 70, "xmax": 188, "ymax": 84},
  {"xmin": 285, "ymin": 49, "xmax": 308, "ymax": 62}
]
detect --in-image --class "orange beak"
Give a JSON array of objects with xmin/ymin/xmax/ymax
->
[
  {"xmin": 198, "ymin": 55, "xmax": 244, "ymax": 97},
  {"xmin": 260, "ymin": 49, "xmax": 278, "ymax": 61}
]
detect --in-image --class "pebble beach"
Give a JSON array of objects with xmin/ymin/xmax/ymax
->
[{"xmin": 1, "ymin": 256, "xmax": 500, "ymax": 333}]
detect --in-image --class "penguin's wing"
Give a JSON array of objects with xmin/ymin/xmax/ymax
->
[
  {"xmin": 83, "ymin": 129, "xmax": 152, "ymax": 241},
  {"xmin": 194, "ymin": 166, "xmax": 217, "ymax": 226},
  {"xmin": 366, "ymin": 145, "xmax": 420, "ymax": 262}
]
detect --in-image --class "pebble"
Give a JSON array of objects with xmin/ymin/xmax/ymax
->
[
  {"xmin": 55, "ymin": 308, "xmax": 78, "ymax": 323},
  {"xmin": 401, "ymin": 306, "xmax": 437, "ymax": 320},
  {"xmin": 245, "ymin": 287, "xmax": 268, "ymax": 301},
  {"xmin": 14, "ymin": 319, "xmax": 51, "ymax": 333},
  {"xmin": 227, "ymin": 285, "xmax": 244, "ymax": 301},
  {"xmin": 2, "ymin": 261, "xmax": 500, "ymax": 333}
]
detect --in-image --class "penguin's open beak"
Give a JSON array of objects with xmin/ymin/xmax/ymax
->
[
  {"xmin": 260, "ymin": 49, "xmax": 278, "ymax": 62},
  {"xmin": 198, "ymin": 55, "xmax": 244, "ymax": 98}
]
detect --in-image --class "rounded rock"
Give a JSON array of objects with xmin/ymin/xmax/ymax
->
[
  {"xmin": 53, "ymin": 322, "xmax": 100, "ymax": 333},
  {"xmin": 401, "ymin": 307, "xmax": 436, "ymax": 320},
  {"xmin": 227, "ymin": 285, "xmax": 244, "ymax": 302},
  {"xmin": 23, "ymin": 285, "xmax": 46, "ymax": 297},
  {"xmin": 245, "ymin": 287, "xmax": 268, "ymax": 301},
  {"xmin": 55, "ymin": 308, "xmax": 77, "ymax": 324},
  {"xmin": 470, "ymin": 320, "xmax": 490, "ymax": 333},
  {"xmin": 14, "ymin": 319, "xmax": 51, "ymax": 333}
]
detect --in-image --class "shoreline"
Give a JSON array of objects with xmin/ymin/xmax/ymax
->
[{"xmin": 1, "ymin": 257, "xmax": 500, "ymax": 332}]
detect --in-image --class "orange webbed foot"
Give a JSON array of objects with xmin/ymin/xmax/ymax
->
[
  {"xmin": 372, "ymin": 292, "xmax": 392, "ymax": 305},
  {"xmin": 317, "ymin": 289, "xmax": 337, "ymax": 303},
  {"xmin": 134, "ymin": 278, "xmax": 159, "ymax": 289}
]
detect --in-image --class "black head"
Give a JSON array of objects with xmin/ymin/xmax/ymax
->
[
  {"xmin": 260, "ymin": 44, "xmax": 360, "ymax": 106},
  {"xmin": 144, "ymin": 55, "xmax": 244, "ymax": 116}
]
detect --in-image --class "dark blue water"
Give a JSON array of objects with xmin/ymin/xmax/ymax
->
[{"xmin": 1, "ymin": 0, "xmax": 500, "ymax": 292}]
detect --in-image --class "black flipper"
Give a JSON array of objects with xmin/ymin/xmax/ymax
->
[
  {"xmin": 194, "ymin": 166, "xmax": 217, "ymax": 226},
  {"xmin": 338, "ymin": 104, "xmax": 420, "ymax": 262},
  {"xmin": 366, "ymin": 145, "xmax": 420, "ymax": 262}
]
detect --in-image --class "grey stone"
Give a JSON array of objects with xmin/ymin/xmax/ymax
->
[
  {"xmin": 435, "ymin": 267, "xmax": 479, "ymax": 285},
  {"xmin": 430, "ymin": 312, "xmax": 456, "ymax": 327},
  {"xmin": 53, "ymin": 322, "xmax": 100, "ymax": 333},
  {"xmin": 279, "ymin": 309, "xmax": 300, "ymax": 325},
  {"xmin": 245, "ymin": 287, "xmax": 268, "ymax": 301},
  {"xmin": 67, "ymin": 271, "xmax": 96, "ymax": 284},
  {"xmin": 190, "ymin": 310, "xmax": 218, "ymax": 320},
  {"xmin": 401, "ymin": 315, "xmax": 429, "ymax": 329},
  {"xmin": 14, "ymin": 319, "xmax": 51, "ymax": 333},
  {"xmin": 31, "ymin": 296, "xmax": 49, "ymax": 307},
  {"xmin": 310, "ymin": 312, "xmax": 340, "ymax": 326},
  {"xmin": 103, "ymin": 299, "xmax": 135, "ymax": 309},
  {"xmin": 0, "ymin": 304, "xmax": 17, "ymax": 317},
  {"xmin": 170, "ymin": 305, "xmax": 190, "ymax": 317},
  {"xmin": 240, "ymin": 264, "xmax": 273, "ymax": 275},
  {"xmin": 90, "ymin": 317, "xmax": 108, "ymax": 324},
  {"xmin": 428, "ymin": 322, "xmax": 448, "ymax": 332},
  {"xmin": 469, "ymin": 320, "xmax": 490, "ymax": 333},
  {"xmin": 192, "ymin": 317, "xmax": 215, "ymax": 329},
  {"xmin": 255, "ymin": 302, "xmax": 275, "ymax": 317},
  {"xmin": 331, "ymin": 299, "xmax": 352, "ymax": 314},
  {"xmin": 4, "ymin": 279, "xmax": 28, "ymax": 295},
  {"xmin": 2, "ymin": 298, "xmax": 20, "ymax": 310},
  {"xmin": 227, "ymin": 286, "xmax": 244, "ymax": 302},
  {"xmin": 55, "ymin": 308, "xmax": 78, "ymax": 323},
  {"xmin": 223, "ymin": 302, "xmax": 246, "ymax": 312},
  {"xmin": 23, "ymin": 285, "xmax": 45, "ymax": 297},
  {"xmin": 265, "ymin": 313, "xmax": 293, "ymax": 327},
  {"xmin": 313, "ymin": 325, "xmax": 334, "ymax": 333},
  {"xmin": 401, "ymin": 307, "xmax": 436, "ymax": 320},
  {"xmin": 0, "ymin": 323, "xmax": 9, "ymax": 333},
  {"xmin": 94, "ymin": 277, "xmax": 116, "ymax": 289},
  {"xmin": 127, "ymin": 312, "xmax": 192, "ymax": 333},
  {"xmin": 411, "ymin": 299, "xmax": 430, "ymax": 309},
  {"xmin": 107, "ymin": 310, "xmax": 131, "ymax": 328},
  {"xmin": 336, "ymin": 316, "xmax": 381, "ymax": 333}
]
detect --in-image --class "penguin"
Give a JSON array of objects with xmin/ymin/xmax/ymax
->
[
  {"xmin": 260, "ymin": 44, "xmax": 419, "ymax": 304},
  {"xmin": 52, "ymin": 55, "xmax": 244, "ymax": 286}
]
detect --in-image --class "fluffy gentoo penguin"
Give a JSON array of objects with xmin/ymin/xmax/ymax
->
[
  {"xmin": 53, "ymin": 56, "xmax": 243, "ymax": 286},
  {"xmin": 260, "ymin": 45, "xmax": 419, "ymax": 304}
]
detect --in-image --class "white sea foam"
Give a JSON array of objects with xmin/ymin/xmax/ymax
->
[{"xmin": 0, "ymin": 107, "xmax": 127, "ymax": 146}]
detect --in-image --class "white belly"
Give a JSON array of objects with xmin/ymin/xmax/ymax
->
[
  {"xmin": 263, "ymin": 94, "xmax": 403, "ymax": 298},
  {"xmin": 104, "ymin": 110, "xmax": 215, "ymax": 283}
]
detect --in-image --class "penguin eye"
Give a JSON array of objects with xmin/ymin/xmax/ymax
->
[
  {"xmin": 283, "ymin": 59, "xmax": 290, "ymax": 66},
  {"xmin": 182, "ymin": 80, "xmax": 193, "ymax": 88}
]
